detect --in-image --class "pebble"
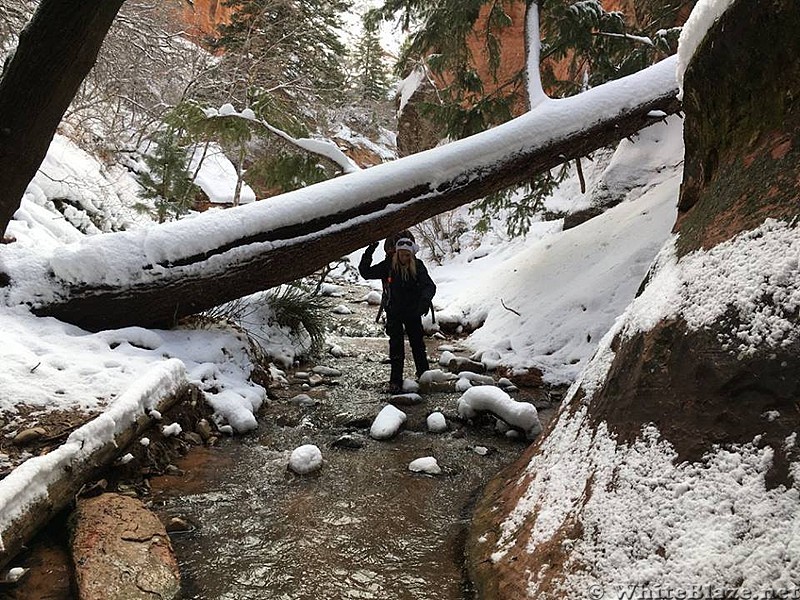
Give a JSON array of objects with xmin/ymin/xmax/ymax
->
[{"xmin": 12, "ymin": 427, "xmax": 46, "ymax": 446}]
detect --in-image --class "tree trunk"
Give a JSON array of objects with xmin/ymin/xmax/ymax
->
[
  {"xmin": 31, "ymin": 72, "xmax": 680, "ymax": 331},
  {"xmin": 0, "ymin": 0, "xmax": 125, "ymax": 236}
]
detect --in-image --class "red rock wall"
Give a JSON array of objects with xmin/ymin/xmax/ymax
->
[{"xmin": 179, "ymin": 0, "xmax": 233, "ymax": 42}]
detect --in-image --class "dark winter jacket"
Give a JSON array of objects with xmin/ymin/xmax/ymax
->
[{"xmin": 359, "ymin": 246, "xmax": 436, "ymax": 319}]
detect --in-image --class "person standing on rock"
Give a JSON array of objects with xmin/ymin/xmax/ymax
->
[{"xmin": 360, "ymin": 235, "xmax": 436, "ymax": 394}]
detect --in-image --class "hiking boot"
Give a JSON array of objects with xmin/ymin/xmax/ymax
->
[{"xmin": 388, "ymin": 382, "xmax": 403, "ymax": 394}]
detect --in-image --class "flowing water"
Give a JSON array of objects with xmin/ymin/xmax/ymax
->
[{"xmin": 150, "ymin": 284, "xmax": 559, "ymax": 600}]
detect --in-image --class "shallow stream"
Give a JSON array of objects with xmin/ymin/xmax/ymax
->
[{"xmin": 150, "ymin": 284, "xmax": 558, "ymax": 600}]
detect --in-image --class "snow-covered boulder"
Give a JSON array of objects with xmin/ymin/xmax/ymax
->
[
  {"xmin": 288, "ymin": 444, "xmax": 323, "ymax": 475},
  {"xmin": 408, "ymin": 456, "xmax": 441, "ymax": 475},
  {"xmin": 457, "ymin": 386, "xmax": 541, "ymax": 438},
  {"xmin": 370, "ymin": 405, "xmax": 407, "ymax": 440}
]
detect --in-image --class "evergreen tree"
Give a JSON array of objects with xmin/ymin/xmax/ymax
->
[
  {"xmin": 211, "ymin": 0, "xmax": 351, "ymax": 112},
  {"xmin": 135, "ymin": 126, "xmax": 200, "ymax": 223},
  {"xmin": 353, "ymin": 19, "xmax": 391, "ymax": 101}
]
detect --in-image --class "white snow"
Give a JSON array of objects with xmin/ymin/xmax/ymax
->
[
  {"xmin": 288, "ymin": 444, "xmax": 323, "ymax": 475},
  {"xmin": 370, "ymin": 404, "xmax": 407, "ymax": 440},
  {"xmin": 189, "ymin": 143, "xmax": 256, "ymax": 205},
  {"xmin": 457, "ymin": 386, "xmax": 542, "ymax": 439}
]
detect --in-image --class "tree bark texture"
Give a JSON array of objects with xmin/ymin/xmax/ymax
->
[
  {"xmin": 34, "ymin": 86, "xmax": 680, "ymax": 331},
  {"xmin": 0, "ymin": 0, "xmax": 125, "ymax": 236}
]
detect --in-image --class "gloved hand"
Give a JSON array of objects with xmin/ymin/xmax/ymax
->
[
  {"xmin": 417, "ymin": 300, "xmax": 430, "ymax": 316},
  {"xmin": 366, "ymin": 241, "xmax": 379, "ymax": 252}
]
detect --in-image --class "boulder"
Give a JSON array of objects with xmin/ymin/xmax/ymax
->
[{"xmin": 71, "ymin": 493, "xmax": 180, "ymax": 600}]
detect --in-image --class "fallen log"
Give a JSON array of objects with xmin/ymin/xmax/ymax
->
[
  {"xmin": 0, "ymin": 360, "xmax": 190, "ymax": 572},
  {"xmin": 17, "ymin": 58, "xmax": 681, "ymax": 332}
]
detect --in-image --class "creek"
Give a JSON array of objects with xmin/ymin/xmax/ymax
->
[{"xmin": 150, "ymin": 283, "xmax": 560, "ymax": 600}]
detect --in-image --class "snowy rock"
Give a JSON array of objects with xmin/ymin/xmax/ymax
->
[
  {"xmin": 408, "ymin": 456, "xmax": 442, "ymax": 475},
  {"xmin": 328, "ymin": 344, "xmax": 347, "ymax": 358},
  {"xmin": 364, "ymin": 290, "xmax": 383, "ymax": 305},
  {"xmin": 290, "ymin": 393, "xmax": 317, "ymax": 407},
  {"xmin": 448, "ymin": 356, "xmax": 485, "ymax": 373},
  {"xmin": 312, "ymin": 365, "xmax": 342, "ymax": 377},
  {"xmin": 438, "ymin": 350, "xmax": 456, "ymax": 366},
  {"xmin": 457, "ymin": 386, "xmax": 542, "ymax": 439},
  {"xmin": 458, "ymin": 372, "xmax": 495, "ymax": 385},
  {"xmin": 332, "ymin": 304, "xmax": 353, "ymax": 315},
  {"xmin": 370, "ymin": 404, "xmax": 407, "ymax": 440},
  {"xmin": 195, "ymin": 419, "xmax": 213, "ymax": 441},
  {"xmin": 427, "ymin": 412, "xmax": 448, "ymax": 433},
  {"xmin": 455, "ymin": 378, "xmax": 472, "ymax": 392},
  {"xmin": 389, "ymin": 393, "xmax": 424, "ymax": 407},
  {"xmin": 161, "ymin": 423, "xmax": 182, "ymax": 437},
  {"xmin": 402, "ymin": 378, "xmax": 420, "ymax": 393},
  {"xmin": 319, "ymin": 282, "xmax": 343, "ymax": 296},
  {"xmin": 288, "ymin": 444, "xmax": 323, "ymax": 475}
]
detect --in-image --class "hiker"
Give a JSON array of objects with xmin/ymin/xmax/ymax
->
[{"xmin": 360, "ymin": 235, "xmax": 436, "ymax": 394}]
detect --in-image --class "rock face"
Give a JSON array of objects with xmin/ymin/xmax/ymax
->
[
  {"xmin": 71, "ymin": 493, "xmax": 181, "ymax": 600},
  {"xmin": 179, "ymin": 0, "xmax": 233, "ymax": 41},
  {"xmin": 466, "ymin": 0, "xmax": 800, "ymax": 596}
]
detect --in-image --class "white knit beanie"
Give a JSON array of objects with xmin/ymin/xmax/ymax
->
[{"xmin": 395, "ymin": 237, "xmax": 418, "ymax": 254}]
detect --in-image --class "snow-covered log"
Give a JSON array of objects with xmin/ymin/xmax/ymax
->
[
  {"xmin": 9, "ymin": 58, "xmax": 680, "ymax": 331},
  {"xmin": 0, "ymin": 361, "xmax": 190, "ymax": 571}
]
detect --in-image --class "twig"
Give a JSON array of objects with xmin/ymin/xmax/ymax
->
[{"xmin": 500, "ymin": 299, "xmax": 521, "ymax": 316}]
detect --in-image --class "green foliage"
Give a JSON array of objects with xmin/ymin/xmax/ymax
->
[
  {"xmin": 212, "ymin": 0, "xmax": 351, "ymax": 110},
  {"xmin": 471, "ymin": 164, "xmax": 571, "ymax": 237},
  {"xmin": 353, "ymin": 19, "xmax": 392, "ymax": 101},
  {"xmin": 370, "ymin": 0, "xmax": 693, "ymax": 236},
  {"xmin": 135, "ymin": 126, "xmax": 200, "ymax": 223},
  {"xmin": 267, "ymin": 285, "xmax": 330, "ymax": 356},
  {"xmin": 246, "ymin": 150, "xmax": 330, "ymax": 194}
]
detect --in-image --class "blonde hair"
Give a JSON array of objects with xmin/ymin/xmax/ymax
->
[{"xmin": 391, "ymin": 250, "xmax": 417, "ymax": 280}]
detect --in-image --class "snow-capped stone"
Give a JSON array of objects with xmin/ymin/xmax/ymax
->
[
  {"xmin": 457, "ymin": 386, "xmax": 542, "ymax": 438},
  {"xmin": 439, "ymin": 350, "xmax": 456, "ymax": 366},
  {"xmin": 458, "ymin": 372, "xmax": 494, "ymax": 385},
  {"xmin": 288, "ymin": 444, "xmax": 323, "ymax": 475},
  {"xmin": 290, "ymin": 393, "xmax": 316, "ymax": 407},
  {"xmin": 370, "ymin": 404, "xmax": 407, "ymax": 440},
  {"xmin": 455, "ymin": 378, "xmax": 472, "ymax": 392},
  {"xmin": 402, "ymin": 378, "xmax": 419, "ymax": 393},
  {"xmin": 427, "ymin": 412, "xmax": 448, "ymax": 433},
  {"xmin": 328, "ymin": 344, "xmax": 347, "ymax": 358},
  {"xmin": 332, "ymin": 304, "xmax": 353, "ymax": 315},
  {"xmin": 312, "ymin": 365, "xmax": 342, "ymax": 377},
  {"xmin": 162, "ymin": 423, "xmax": 182, "ymax": 437},
  {"xmin": 408, "ymin": 456, "xmax": 441, "ymax": 475},
  {"xmin": 319, "ymin": 282, "xmax": 343, "ymax": 296},
  {"xmin": 364, "ymin": 290, "xmax": 382, "ymax": 305}
]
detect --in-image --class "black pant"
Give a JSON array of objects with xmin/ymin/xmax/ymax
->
[{"xmin": 386, "ymin": 313, "xmax": 430, "ymax": 385}]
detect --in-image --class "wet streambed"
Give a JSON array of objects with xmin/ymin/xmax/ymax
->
[{"xmin": 150, "ymin": 287, "xmax": 557, "ymax": 600}]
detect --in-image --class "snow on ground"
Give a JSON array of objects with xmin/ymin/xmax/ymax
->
[
  {"xmin": 487, "ymin": 216, "xmax": 800, "ymax": 594},
  {"xmin": 426, "ymin": 116, "xmax": 683, "ymax": 384}
]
